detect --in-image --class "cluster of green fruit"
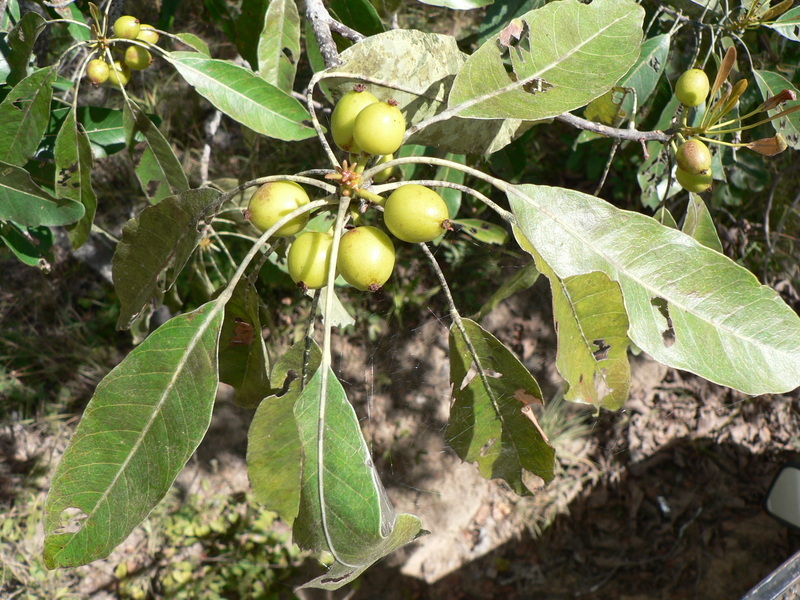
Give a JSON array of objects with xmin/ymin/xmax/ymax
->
[
  {"xmin": 86, "ymin": 15, "xmax": 159, "ymax": 87},
  {"xmin": 673, "ymin": 68, "xmax": 713, "ymax": 193},
  {"xmin": 245, "ymin": 87, "xmax": 452, "ymax": 293}
]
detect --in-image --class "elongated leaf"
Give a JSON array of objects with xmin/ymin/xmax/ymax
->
[
  {"xmin": 175, "ymin": 32, "xmax": 210, "ymax": 55},
  {"xmin": 474, "ymin": 261, "xmax": 540, "ymax": 320},
  {"xmin": 617, "ymin": 33, "xmax": 670, "ymax": 117},
  {"xmin": 0, "ymin": 160, "xmax": 83, "ymax": 226},
  {"xmin": 446, "ymin": 319, "xmax": 555, "ymax": 494},
  {"xmin": 257, "ymin": 0, "xmax": 300, "ymax": 93},
  {"xmin": 0, "ymin": 222, "xmax": 53, "ymax": 267},
  {"xmin": 454, "ymin": 218, "xmax": 509, "ymax": 245},
  {"xmin": 123, "ymin": 103, "xmax": 190, "ymax": 204},
  {"xmin": 43, "ymin": 302, "xmax": 224, "ymax": 568},
  {"xmin": 55, "ymin": 108, "xmax": 97, "ymax": 249},
  {"xmin": 508, "ymin": 184, "xmax": 800, "ymax": 395},
  {"xmin": 0, "ymin": 66, "xmax": 56, "ymax": 165},
  {"xmin": 6, "ymin": 11, "xmax": 46, "ymax": 85},
  {"xmin": 434, "ymin": 153, "xmax": 465, "ymax": 218},
  {"xmin": 293, "ymin": 368, "xmax": 422, "ymax": 586},
  {"xmin": 236, "ymin": 0, "xmax": 269, "ymax": 69},
  {"xmin": 164, "ymin": 51, "xmax": 314, "ymax": 141},
  {"xmin": 653, "ymin": 207, "xmax": 678, "ymax": 229},
  {"xmin": 113, "ymin": 188, "xmax": 221, "ymax": 329},
  {"xmin": 218, "ymin": 280, "xmax": 271, "ymax": 408},
  {"xmin": 526, "ymin": 242, "xmax": 630, "ymax": 410},
  {"xmin": 767, "ymin": 6, "xmax": 800, "ymax": 42},
  {"xmin": 247, "ymin": 339, "xmax": 321, "ymax": 522},
  {"xmin": 329, "ymin": 30, "xmax": 532, "ymax": 154},
  {"xmin": 682, "ymin": 193, "xmax": 722, "ymax": 252},
  {"xmin": 753, "ymin": 70, "xmax": 800, "ymax": 149},
  {"xmin": 330, "ymin": 0, "xmax": 384, "ymax": 36},
  {"xmin": 448, "ymin": 0, "xmax": 645, "ymax": 120},
  {"xmin": 417, "ymin": 0, "xmax": 492, "ymax": 9}
]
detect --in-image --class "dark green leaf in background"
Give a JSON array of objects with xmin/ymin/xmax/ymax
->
[
  {"xmin": 235, "ymin": 0, "xmax": 269, "ymax": 70},
  {"xmin": 247, "ymin": 339, "xmax": 322, "ymax": 523},
  {"xmin": 330, "ymin": 0, "xmax": 385, "ymax": 36},
  {"xmin": 5, "ymin": 11, "xmax": 46, "ymax": 85},
  {"xmin": 164, "ymin": 51, "xmax": 315, "ymax": 141},
  {"xmin": 123, "ymin": 103, "xmax": 190, "ymax": 204},
  {"xmin": 0, "ymin": 160, "xmax": 83, "ymax": 226},
  {"xmin": 113, "ymin": 188, "xmax": 222, "ymax": 330},
  {"xmin": 447, "ymin": 318, "xmax": 555, "ymax": 494},
  {"xmin": 55, "ymin": 108, "xmax": 97, "ymax": 249},
  {"xmin": 474, "ymin": 262, "xmax": 539, "ymax": 320},
  {"xmin": 434, "ymin": 153, "xmax": 465, "ymax": 218},
  {"xmin": 0, "ymin": 66, "xmax": 56, "ymax": 166},
  {"xmin": 0, "ymin": 221, "xmax": 53, "ymax": 267},
  {"xmin": 448, "ymin": 0, "xmax": 645, "ymax": 120},
  {"xmin": 43, "ymin": 302, "xmax": 223, "ymax": 568}
]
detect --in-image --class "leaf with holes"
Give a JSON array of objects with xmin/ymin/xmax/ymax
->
[
  {"xmin": 0, "ymin": 160, "xmax": 84, "ymax": 227},
  {"xmin": 508, "ymin": 184, "xmax": 800, "ymax": 395},
  {"xmin": 766, "ymin": 6, "xmax": 800, "ymax": 42},
  {"xmin": 448, "ymin": 0, "xmax": 644, "ymax": 120},
  {"xmin": 446, "ymin": 318, "xmax": 555, "ymax": 494},
  {"xmin": 753, "ymin": 70, "xmax": 800, "ymax": 150},
  {"xmin": 292, "ymin": 368, "xmax": 423, "ymax": 589},
  {"xmin": 257, "ymin": 0, "xmax": 301, "ymax": 93},
  {"xmin": 43, "ymin": 302, "xmax": 223, "ymax": 568}
]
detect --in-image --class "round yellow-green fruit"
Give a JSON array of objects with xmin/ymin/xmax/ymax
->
[
  {"xmin": 676, "ymin": 139, "xmax": 712, "ymax": 174},
  {"xmin": 107, "ymin": 60, "xmax": 131, "ymax": 87},
  {"xmin": 331, "ymin": 88, "xmax": 379, "ymax": 152},
  {"xmin": 675, "ymin": 68, "xmax": 709, "ymax": 107},
  {"xmin": 124, "ymin": 45, "xmax": 152, "ymax": 70},
  {"xmin": 384, "ymin": 184, "xmax": 449, "ymax": 243},
  {"xmin": 247, "ymin": 181, "xmax": 310, "ymax": 237},
  {"xmin": 337, "ymin": 226, "xmax": 395, "ymax": 291},
  {"xmin": 113, "ymin": 15, "xmax": 141, "ymax": 39},
  {"xmin": 137, "ymin": 24, "xmax": 159, "ymax": 45},
  {"xmin": 86, "ymin": 59, "xmax": 109, "ymax": 85},
  {"xmin": 676, "ymin": 166, "xmax": 712, "ymax": 193},
  {"xmin": 287, "ymin": 232, "xmax": 334, "ymax": 289},
  {"xmin": 352, "ymin": 101, "xmax": 405, "ymax": 156},
  {"xmin": 371, "ymin": 154, "xmax": 396, "ymax": 183}
]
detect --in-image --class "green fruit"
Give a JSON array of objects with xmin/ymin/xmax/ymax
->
[
  {"xmin": 384, "ymin": 184, "xmax": 449, "ymax": 243},
  {"xmin": 676, "ymin": 166, "xmax": 712, "ymax": 193},
  {"xmin": 113, "ymin": 15, "xmax": 141, "ymax": 39},
  {"xmin": 371, "ymin": 154, "xmax": 396, "ymax": 183},
  {"xmin": 676, "ymin": 139, "xmax": 712, "ymax": 174},
  {"xmin": 86, "ymin": 59, "xmax": 109, "ymax": 85},
  {"xmin": 247, "ymin": 181, "xmax": 310, "ymax": 237},
  {"xmin": 288, "ymin": 232, "xmax": 334, "ymax": 289},
  {"xmin": 124, "ymin": 45, "xmax": 152, "ymax": 70},
  {"xmin": 675, "ymin": 68, "xmax": 709, "ymax": 107},
  {"xmin": 352, "ymin": 101, "xmax": 405, "ymax": 156},
  {"xmin": 137, "ymin": 24, "xmax": 159, "ymax": 45},
  {"xmin": 337, "ymin": 226, "xmax": 395, "ymax": 291},
  {"xmin": 331, "ymin": 88, "xmax": 379, "ymax": 152},
  {"xmin": 107, "ymin": 60, "xmax": 131, "ymax": 87}
]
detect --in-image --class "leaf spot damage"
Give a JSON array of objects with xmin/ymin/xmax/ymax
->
[
  {"xmin": 55, "ymin": 507, "xmax": 88, "ymax": 535},
  {"xmin": 650, "ymin": 296, "xmax": 676, "ymax": 347},
  {"xmin": 592, "ymin": 338, "xmax": 611, "ymax": 361}
]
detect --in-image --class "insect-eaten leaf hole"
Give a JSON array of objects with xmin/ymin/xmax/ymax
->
[{"xmin": 650, "ymin": 296, "xmax": 676, "ymax": 347}]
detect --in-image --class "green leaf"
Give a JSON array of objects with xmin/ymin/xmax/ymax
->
[
  {"xmin": 508, "ymin": 184, "xmax": 800, "ymax": 395},
  {"xmin": 525, "ymin": 240, "xmax": 630, "ymax": 411},
  {"xmin": 218, "ymin": 280, "xmax": 271, "ymax": 408},
  {"xmin": 417, "ymin": 0, "xmax": 492, "ymax": 9},
  {"xmin": 330, "ymin": 0, "xmax": 384, "ymax": 36},
  {"xmin": 446, "ymin": 318, "xmax": 555, "ymax": 494},
  {"xmin": 474, "ymin": 261, "xmax": 540, "ymax": 320},
  {"xmin": 653, "ymin": 206, "xmax": 678, "ymax": 229},
  {"xmin": 257, "ymin": 0, "xmax": 301, "ymax": 93},
  {"xmin": 434, "ymin": 153, "xmax": 465, "ymax": 217},
  {"xmin": 616, "ymin": 33, "xmax": 670, "ymax": 118},
  {"xmin": 0, "ymin": 160, "xmax": 83, "ymax": 226},
  {"xmin": 0, "ymin": 221, "xmax": 53, "ymax": 267},
  {"xmin": 453, "ymin": 218, "xmax": 510, "ymax": 245},
  {"xmin": 753, "ymin": 70, "xmax": 800, "ymax": 149},
  {"xmin": 43, "ymin": 302, "xmax": 224, "ymax": 568},
  {"xmin": 293, "ymin": 368, "xmax": 422, "ymax": 588},
  {"xmin": 682, "ymin": 193, "xmax": 722, "ymax": 253},
  {"xmin": 6, "ymin": 11, "xmax": 46, "ymax": 85},
  {"xmin": 112, "ymin": 188, "xmax": 222, "ymax": 330},
  {"xmin": 330, "ymin": 30, "xmax": 532, "ymax": 154},
  {"xmin": 55, "ymin": 107, "xmax": 97, "ymax": 249},
  {"xmin": 448, "ymin": 0, "xmax": 645, "ymax": 120},
  {"xmin": 235, "ymin": 0, "xmax": 269, "ymax": 69},
  {"xmin": 636, "ymin": 93, "xmax": 682, "ymax": 209},
  {"xmin": 123, "ymin": 103, "xmax": 190, "ymax": 204},
  {"xmin": 478, "ymin": 0, "xmax": 546, "ymax": 44},
  {"xmin": 0, "ymin": 66, "xmax": 56, "ymax": 166},
  {"xmin": 766, "ymin": 6, "xmax": 800, "ymax": 41},
  {"xmin": 164, "ymin": 51, "xmax": 315, "ymax": 141},
  {"xmin": 247, "ymin": 339, "xmax": 322, "ymax": 523},
  {"xmin": 175, "ymin": 32, "xmax": 210, "ymax": 55},
  {"xmin": 65, "ymin": 3, "xmax": 91, "ymax": 43}
]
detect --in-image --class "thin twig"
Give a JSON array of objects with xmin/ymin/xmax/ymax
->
[{"xmin": 555, "ymin": 113, "xmax": 673, "ymax": 143}]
